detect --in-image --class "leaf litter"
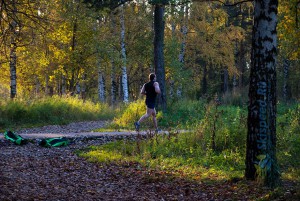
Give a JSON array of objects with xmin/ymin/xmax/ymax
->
[{"xmin": 0, "ymin": 138, "xmax": 299, "ymax": 201}]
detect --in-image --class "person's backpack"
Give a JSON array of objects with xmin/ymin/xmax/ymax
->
[
  {"xmin": 39, "ymin": 137, "xmax": 69, "ymax": 147},
  {"xmin": 4, "ymin": 130, "xmax": 28, "ymax": 145}
]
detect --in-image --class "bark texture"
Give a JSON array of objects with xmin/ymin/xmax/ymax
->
[
  {"xmin": 9, "ymin": 0, "xmax": 18, "ymax": 99},
  {"xmin": 246, "ymin": 0, "xmax": 280, "ymax": 187},
  {"xmin": 120, "ymin": 4, "xmax": 129, "ymax": 103},
  {"xmin": 154, "ymin": 5, "xmax": 166, "ymax": 112},
  {"xmin": 98, "ymin": 60, "xmax": 106, "ymax": 103}
]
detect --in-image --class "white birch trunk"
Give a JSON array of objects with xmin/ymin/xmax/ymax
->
[
  {"xmin": 120, "ymin": 4, "xmax": 129, "ymax": 103},
  {"xmin": 9, "ymin": 0, "xmax": 18, "ymax": 99},
  {"xmin": 94, "ymin": 19, "xmax": 106, "ymax": 103},
  {"xmin": 177, "ymin": 4, "xmax": 189, "ymax": 98},
  {"xmin": 246, "ymin": 0, "xmax": 279, "ymax": 187},
  {"xmin": 98, "ymin": 59, "xmax": 106, "ymax": 102}
]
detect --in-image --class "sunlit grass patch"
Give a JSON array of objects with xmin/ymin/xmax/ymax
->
[
  {"xmin": 0, "ymin": 96, "xmax": 115, "ymax": 131},
  {"xmin": 78, "ymin": 132, "xmax": 245, "ymax": 181}
]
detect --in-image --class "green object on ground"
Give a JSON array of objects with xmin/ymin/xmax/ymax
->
[
  {"xmin": 4, "ymin": 130, "xmax": 28, "ymax": 145},
  {"xmin": 39, "ymin": 137, "xmax": 69, "ymax": 147}
]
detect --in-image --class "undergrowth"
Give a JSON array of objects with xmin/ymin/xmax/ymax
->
[
  {"xmin": 0, "ymin": 96, "xmax": 115, "ymax": 131},
  {"xmin": 80, "ymin": 100, "xmax": 300, "ymax": 184}
]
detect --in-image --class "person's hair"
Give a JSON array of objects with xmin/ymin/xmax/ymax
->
[{"xmin": 149, "ymin": 73, "xmax": 156, "ymax": 81}]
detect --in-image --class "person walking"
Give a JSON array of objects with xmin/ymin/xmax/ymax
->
[{"xmin": 134, "ymin": 73, "xmax": 161, "ymax": 132}]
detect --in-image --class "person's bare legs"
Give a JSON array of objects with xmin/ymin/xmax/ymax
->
[
  {"xmin": 151, "ymin": 108, "xmax": 158, "ymax": 129},
  {"xmin": 138, "ymin": 107, "xmax": 153, "ymax": 123},
  {"xmin": 136, "ymin": 107, "xmax": 157, "ymax": 129}
]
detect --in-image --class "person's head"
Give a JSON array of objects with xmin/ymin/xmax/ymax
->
[{"xmin": 149, "ymin": 73, "xmax": 156, "ymax": 81}]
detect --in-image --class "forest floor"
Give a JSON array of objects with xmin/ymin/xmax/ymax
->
[{"xmin": 0, "ymin": 121, "xmax": 299, "ymax": 201}]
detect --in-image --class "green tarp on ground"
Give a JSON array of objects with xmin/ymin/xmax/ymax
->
[
  {"xmin": 4, "ymin": 130, "xmax": 28, "ymax": 145},
  {"xmin": 39, "ymin": 137, "xmax": 70, "ymax": 147}
]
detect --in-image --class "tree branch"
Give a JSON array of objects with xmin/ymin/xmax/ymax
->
[{"xmin": 219, "ymin": 0, "xmax": 253, "ymax": 6}]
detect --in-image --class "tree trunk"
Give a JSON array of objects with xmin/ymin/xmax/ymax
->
[
  {"xmin": 283, "ymin": 59, "xmax": 290, "ymax": 102},
  {"xmin": 76, "ymin": 82, "xmax": 80, "ymax": 95},
  {"xmin": 246, "ymin": 0, "xmax": 280, "ymax": 187},
  {"xmin": 111, "ymin": 59, "xmax": 117, "ymax": 106},
  {"xmin": 98, "ymin": 59, "xmax": 106, "ymax": 103},
  {"xmin": 45, "ymin": 75, "xmax": 49, "ymax": 95},
  {"xmin": 70, "ymin": 18, "xmax": 78, "ymax": 92},
  {"xmin": 233, "ymin": 75, "xmax": 237, "ymax": 95},
  {"xmin": 69, "ymin": 2, "xmax": 80, "ymax": 93},
  {"xmin": 61, "ymin": 74, "xmax": 66, "ymax": 96},
  {"xmin": 35, "ymin": 75, "xmax": 40, "ymax": 96},
  {"xmin": 81, "ymin": 73, "xmax": 86, "ymax": 100},
  {"xmin": 222, "ymin": 69, "xmax": 228, "ymax": 94},
  {"xmin": 110, "ymin": 12, "xmax": 117, "ymax": 106},
  {"xmin": 238, "ymin": 41, "xmax": 246, "ymax": 88},
  {"xmin": 120, "ymin": 4, "xmax": 129, "ymax": 103},
  {"xmin": 154, "ymin": 4, "xmax": 166, "ymax": 112},
  {"xmin": 9, "ymin": 0, "xmax": 18, "ymax": 99},
  {"xmin": 201, "ymin": 64, "xmax": 207, "ymax": 95},
  {"xmin": 177, "ymin": 4, "xmax": 189, "ymax": 98}
]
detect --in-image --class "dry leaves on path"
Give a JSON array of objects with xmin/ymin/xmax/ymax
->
[{"xmin": 0, "ymin": 139, "xmax": 298, "ymax": 201}]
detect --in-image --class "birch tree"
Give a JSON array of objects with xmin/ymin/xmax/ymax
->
[
  {"xmin": 177, "ymin": 4, "xmax": 189, "ymax": 97},
  {"xmin": 9, "ymin": 0, "xmax": 18, "ymax": 99},
  {"xmin": 98, "ymin": 62, "xmax": 106, "ymax": 102},
  {"xmin": 245, "ymin": 0, "xmax": 280, "ymax": 187},
  {"xmin": 110, "ymin": 13, "xmax": 117, "ymax": 105},
  {"xmin": 120, "ymin": 4, "xmax": 129, "ymax": 103}
]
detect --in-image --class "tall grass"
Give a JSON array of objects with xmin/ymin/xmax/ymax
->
[
  {"xmin": 0, "ymin": 96, "xmax": 115, "ymax": 131},
  {"xmin": 80, "ymin": 100, "xmax": 300, "ymax": 182},
  {"xmin": 111, "ymin": 99, "xmax": 206, "ymax": 130}
]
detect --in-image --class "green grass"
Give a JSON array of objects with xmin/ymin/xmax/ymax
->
[
  {"xmin": 79, "ymin": 100, "xmax": 300, "ymax": 184},
  {"xmin": 77, "ymin": 134, "xmax": 245, "ymax": 181},
  {"xmin": 0, "ymin": 96, "xmax": 115, "ymax": 131}
]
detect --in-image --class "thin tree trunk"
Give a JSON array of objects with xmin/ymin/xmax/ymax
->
[
  {"xmin": 70, "ymin": 18, "xmax": 78, "ymax": 92},
  {"xmin": 283, "ymin": 59, "xmax": 290, "ymax": 102},
  {"xmin": 177, "ymin": 4, "xmax": 189, "ymax": 98},
  {"xmin": 69, "ymin": 2, "xmax": 80, "ymax": 93},
  {"xmin": 238, "ymin": 41, "xmax": 246, "ymax": 88},
  {"xmin": 76, "ymin": 82, "xmax": 80, "ymax": 95},
  {"xmin": 246, "ymin": 0, "xmax": 280, "ymax": 187},
  {"xmin": 233, "ymin": 75, "xmax": 237, "ymax": 95},
  {"xmin": 111, "ymin": 59, "xmax": 117, "ymax": 106},
  {"xmin": 169, "ymin": 4, "xmax": 176, "ymax": 99},
  {"xmin": 120, "ymin": 4, "xmax": 129, "ymax": 103},
  {"xmin": 45, "ymin": 75, "xmax": 49, "ymax": 95},
  {"xmin": 154, "ymin": 4, "xmax": 166, "ymax": 112},
  {"xmin": 97, "ymin": 59, "xmax": 106, "ymax": 102},
  {"xmin": 81, "ymin": 73, "xmax": 86, "ymax": 100},
  {"xmin": 9, "ymin": 0, "xmax": 18, "ymax": 99},
  {"xmin": 35, "ymin": 75, "xmax": 40, "ymax": 96},
  {"xmin": 201, "ymin": 64, "xmax": 207, "ymax": 95},
  {"xmin": 223, "ymin": 69, "xmax": 228, "ymax": 93},
  {"xmin": 110, "ymin": 12, "xmax": 118, "ymax": 106},
  {"xmin": 61, "ymin": 74, "xmax": 66, "ymax": 96}
]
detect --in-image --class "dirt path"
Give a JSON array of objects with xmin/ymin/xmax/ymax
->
[
  {"xmin": 0, "ymin": 137, "xmax": 214, "ymax": 201},
  {"xmin": 1, "ymin": 121, "xmax": 206, "ymax": 201}
]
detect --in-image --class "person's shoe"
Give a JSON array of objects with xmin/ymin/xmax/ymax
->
[{"xmin": 134, "ymin": 122, "xmax": 140, "ymax": 131}]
